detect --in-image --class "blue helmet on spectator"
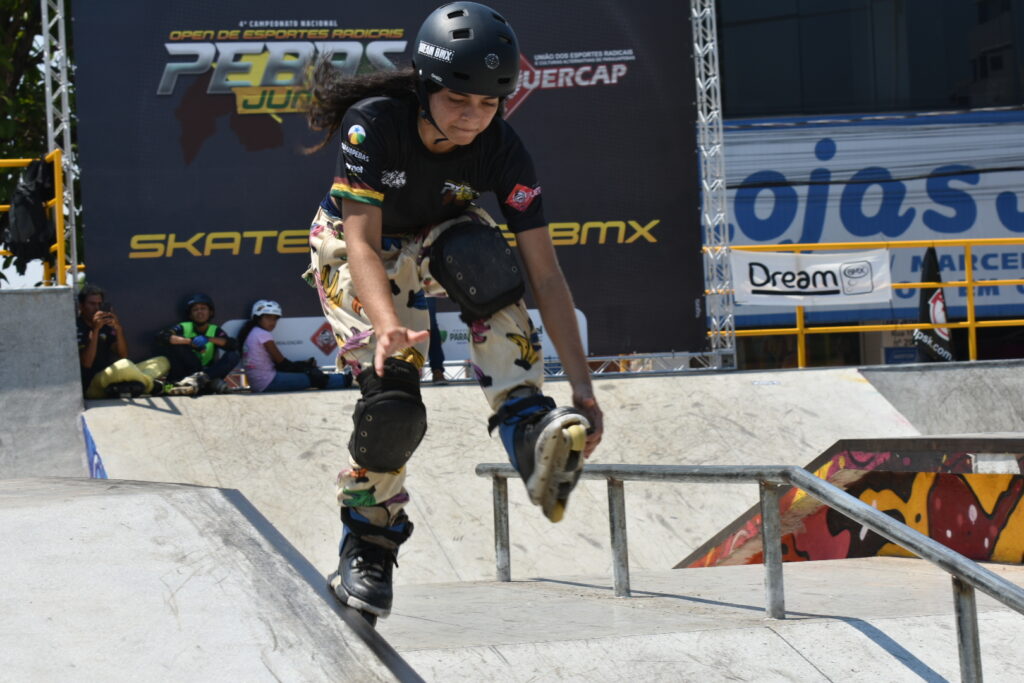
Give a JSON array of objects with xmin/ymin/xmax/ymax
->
[{"xmin": 184, "ymin": 292, "xmax": 215, "ymax": 317}]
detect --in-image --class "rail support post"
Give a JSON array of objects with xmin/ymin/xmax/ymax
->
[
  {"xmin": 760, "ymin": 481, "xmax": 785, "ymax": 619},
  {"xmin": 953, "ymin": 576, "xmax": 983, "ymax": 682},
  {"xmin": 493, "ymin": 477, "xmax": 511, "ymax": 582},
  {"xmin": 607, "ymin": 477, "xmax": 631, "ymax": 597}
]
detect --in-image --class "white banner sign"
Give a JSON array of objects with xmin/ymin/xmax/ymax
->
[
  {"xmin": 222, "ymin": 308, "xmax": 588, "ymax": 366},
  {"xmin": 730, "ymin": 249, "xmax": 892, "ymax": 307},
  {"xmin": 723, "ymin": 110, "xmax": 1024, "ymax": 320}
]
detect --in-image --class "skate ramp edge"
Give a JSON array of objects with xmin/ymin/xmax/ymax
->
[
  {"xmin": 0, "ymin": 478, "xmax": 421, "ymax": 682},
  {"xmin": 860, "ymin": 359, "xmax": 1024, "ymax": 435},
  {"xmin": 0, "ymin": 288, "xmax": 87, "ymax": 477}
]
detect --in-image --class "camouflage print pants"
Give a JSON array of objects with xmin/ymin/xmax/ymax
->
[{"xmin": 304, "ymin": 205, "xmax": 544, "ymax": 532}]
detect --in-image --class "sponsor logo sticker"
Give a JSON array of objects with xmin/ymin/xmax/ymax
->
[
  {"xmin": 311, "ymin": 321, "xmax": 338, "ymax": 355},
  {"xmin": 441, "ymin": 180, "xmax": 479, "ymax": 204},
  {"xmin": 347, "ymin": 124, "xmax": 366, "ymax": 145},
  {"xmin": 505, "ymin": 184, "xmax": 542, "ymax": 212},
  {"xmin": 418, "ymin": 40, "xmax": 454, "ymax": 63},
  {"xmin": 382, "ymin": 170, "xmax": 407, "ymax": 188},
  {"xmin": 485, "ymin": 53, "xmax": 500, "ymax": 70},
  {"xmin": 342, "ymin": 143, "xmax": 369, "ymax": 162}
]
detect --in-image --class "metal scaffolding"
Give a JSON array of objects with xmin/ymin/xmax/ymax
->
[
  {"xmin": 690, "ymin": 0, "xmax": 736, "ymax": 368},
  {"xmin": 40, "ymin": 0, "xmax": 78, "ymax": 285}
]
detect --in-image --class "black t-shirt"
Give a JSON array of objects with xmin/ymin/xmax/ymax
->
[
  {"xmin": 324, "ymin": 95, "xmax": 546, "ymax": 236},
  {"xmin": 76, "ymin": 317, "xmax": 119, "ymax": 387}
]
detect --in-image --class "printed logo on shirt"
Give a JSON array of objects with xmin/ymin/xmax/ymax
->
[
  {"xmin": 347, "ymin": 124, "xmax": 366, "ymax": 145},
  {"xmin": 342, "ymin": 143, "xmax": 370, "ymax": 162},
  {"xmin": 418, "ymin": 40, "xmax": 454, "ymax": 63},
  {"xmin": 441, "ymin": 180, "xmax": 479, "ymax": 205},
  {"xmin": 505, "ymin": 184, "xmax": 542, "ymax": 212},
  {"xmin": 382, "ymin": 170, "xmax": 407, "ymax": 188},
  {"xmin": 346, "ymin": 162, "xmax": 364, "ymax": 174}
]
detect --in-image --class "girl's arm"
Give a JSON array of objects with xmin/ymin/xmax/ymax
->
[
  {"xmin": 516, "ymin": 226, "xmax": 604, "ymax": 456},
  {"xmin": 341, "ymin": 198, "xmax": 429, "ymax": 375},
  {"xmin": 263, "ymin": 339, "xmax": 286, "ymax": 365}
]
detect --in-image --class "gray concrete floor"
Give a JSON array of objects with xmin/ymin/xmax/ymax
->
[{"xmin": 382, "ymin": 557, "xmax": 1024, "ymax": 682}]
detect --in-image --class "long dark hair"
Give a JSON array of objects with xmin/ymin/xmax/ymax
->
[
  {"xmin": 305, "ymin": 60, "xmax": 423, "ymax": 153},
  {"xmin": 237, "ymin": 317, "xmax": 259, "ymax": 353}
]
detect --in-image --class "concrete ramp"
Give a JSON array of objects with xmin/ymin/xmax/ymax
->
[
  {"xmin": 0, "ymin": 288, "xmax": 86, "ymax": 477},
  {"xmin": 379, "ymin": 558, "xmax": 1024, "ymax": 682},
  {"xmin": 83, "ymin": 366, "xmax": 919, "ymax": 585},
  {"xmin": 0, "ymin": 478, "xmax": 418, "ymax": 681},
  {"xmin": 861, "ymin": 359, "xmax": 1024, "ymax": 434}
]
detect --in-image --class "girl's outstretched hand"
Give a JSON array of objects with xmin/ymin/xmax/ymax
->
[{"xmin": 373, "ymin": 325, "xmax": 430, "ymax": 376}]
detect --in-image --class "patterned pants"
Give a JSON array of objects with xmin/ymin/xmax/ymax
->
[{"xmin": 305, "ymin": 205, "xmax": 545, "ymax": 534}]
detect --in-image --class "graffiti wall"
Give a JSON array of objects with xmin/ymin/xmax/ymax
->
[{"xmin": 681, "ymin": 439, "xmax": 1024, "ymax": 568}]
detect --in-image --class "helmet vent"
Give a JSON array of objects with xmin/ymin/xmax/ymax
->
[
  {"xmin": 497, "ymin": 77, "xmax": 511, "ymax": 85},
  {"xmin": 452, "ymin": 71, "xmax": 471, "ymax": 81},
  {"xmin": 491, "ymin": 13, "xmax": 508, "ymax": 25},
  {"xmin": 451, "ymin": 28, "xmax": 473, "ymax": 40},
  {"xmin": 497, "ymin": 34, "xmax": 512, "ymax": 44},
  {"xmin": 447, "ymin": 9, "xmax": 467, "ymax": 18}
]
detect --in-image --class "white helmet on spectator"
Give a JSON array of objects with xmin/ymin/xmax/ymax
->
[{"xmin": 251, "ymin": 299, "xmax": 283, "ymax": 318}]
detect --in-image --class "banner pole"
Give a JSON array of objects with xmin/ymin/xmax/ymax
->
[
  {"xmin": 965, "ymin": 245, "xmax": 977, "ymax": 360},
  {"xmin": 796, "ymin": 306, "xmax": 806, "ymax": 368}
]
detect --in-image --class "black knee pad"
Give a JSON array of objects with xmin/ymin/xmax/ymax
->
[
  {"xmin": 349, "ymin": 358, "xmax": 427, "ymax": 472},
  {"xmin": 429, "ymin": 217, "xmax": 525, "ymax": 322}
]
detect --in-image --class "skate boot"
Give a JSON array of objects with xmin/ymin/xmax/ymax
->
[
  {"xmin": 105, "ymin": 381, "xmax": 146, "ymax": 399},
  {"xmin": 329, "ymin": 531, "xmax": 398, "ymax": 624},
  {"xmin": 489, "ymin": 392, "xmax": 590, "ymax": 523},
  {"xmin": 166, "ymin": 371, "xmax": 208, "ymax": 396}
]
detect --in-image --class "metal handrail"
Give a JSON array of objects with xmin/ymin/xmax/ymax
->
[{"xmin": 475, "ymin": 462, "xmax": 1024, "ymax": 682}]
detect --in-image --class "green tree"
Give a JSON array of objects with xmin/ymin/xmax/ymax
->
[{"xmin": 1, "ymin": 0, "xmax": 46, "ymax": 202}]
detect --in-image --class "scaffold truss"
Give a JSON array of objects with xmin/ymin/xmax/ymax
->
[
  {"xmin": 40, "ymin": 0, "xmax": 78, "ymax": 284},
  {"xmin": 690, "ymin": 0, "xmax": 736, "ymax": 369}
]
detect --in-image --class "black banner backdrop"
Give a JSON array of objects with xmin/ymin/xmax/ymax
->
[{"xmin": 73, "ymin": 1, "xmax": 704, "ymax": 358}]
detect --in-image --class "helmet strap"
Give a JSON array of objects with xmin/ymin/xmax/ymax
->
[{"xmin": 415, "ymin": 74, "xmax": 451, "ymax": 145}]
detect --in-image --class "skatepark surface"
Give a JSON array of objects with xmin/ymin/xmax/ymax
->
[
  {"xmin": 6, "ymin": 314, "xmax": 1024, "ymax": 681},
  {"xmin": 81, "ymin": 366, "xmax": 920, "ymax": 584}
]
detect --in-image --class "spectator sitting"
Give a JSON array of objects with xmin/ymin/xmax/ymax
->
[
  {"xmin": 158, "ymin": 293, "xmax": 240, "ymax": 395},
  {"xmin": 77, "ymin": 284, "xmax": 170, "ymax": 398},
  {"xmin": 239, "ymin": 299, "xmax": 351, "ymax": 392}
]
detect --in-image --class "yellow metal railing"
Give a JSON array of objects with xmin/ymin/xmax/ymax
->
[
  {"xmin": 0, "ymin": 149, "xmax": 69, "ymax": 285},
  {"xmin": 705, "ymin": 238, "xmax": 1024, "ymax": 367}
]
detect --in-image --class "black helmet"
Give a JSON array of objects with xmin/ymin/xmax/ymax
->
[
  {"xmin": 184, "ymin": 292, "xmax": 215, "ymax": 317},
  {"xmin": 413, "ymin": 2, "xmax": 520, "ymax": 99}
]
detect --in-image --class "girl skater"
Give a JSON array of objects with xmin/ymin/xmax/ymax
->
[{"xmin": 304, "ymin": 1, "xmax": 603, "ymax": 623}]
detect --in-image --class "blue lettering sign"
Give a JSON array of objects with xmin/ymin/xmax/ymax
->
[
  {"xmin": 734, "ymin": 170, "xmax": 797, "ymax": 242},
  {"xmin": 839, "ymin": 167, "xmax": 915, "ymax": 237},
  {"xmin": 923, "ymin": 165, "xmax": 978, "ymax": 233},
  {"xmin": 996, "ymin": 190, "xmax": 1024, "ymax": 233}
]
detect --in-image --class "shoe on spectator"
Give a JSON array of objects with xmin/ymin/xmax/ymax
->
[
  {"xmin": 431, "ymin": 369, "xmax": 447, "ymax": 384},
  {"xmin": 167, "ymin": 371, "xmax": 208, "ymax": 396},
  {"xmin": 207, "ymin": 378, "xmax": 231, "ymax": 394},
  {"xmin": 105, "ymin": 381, "xmax": 146, "ymax": 399}
]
